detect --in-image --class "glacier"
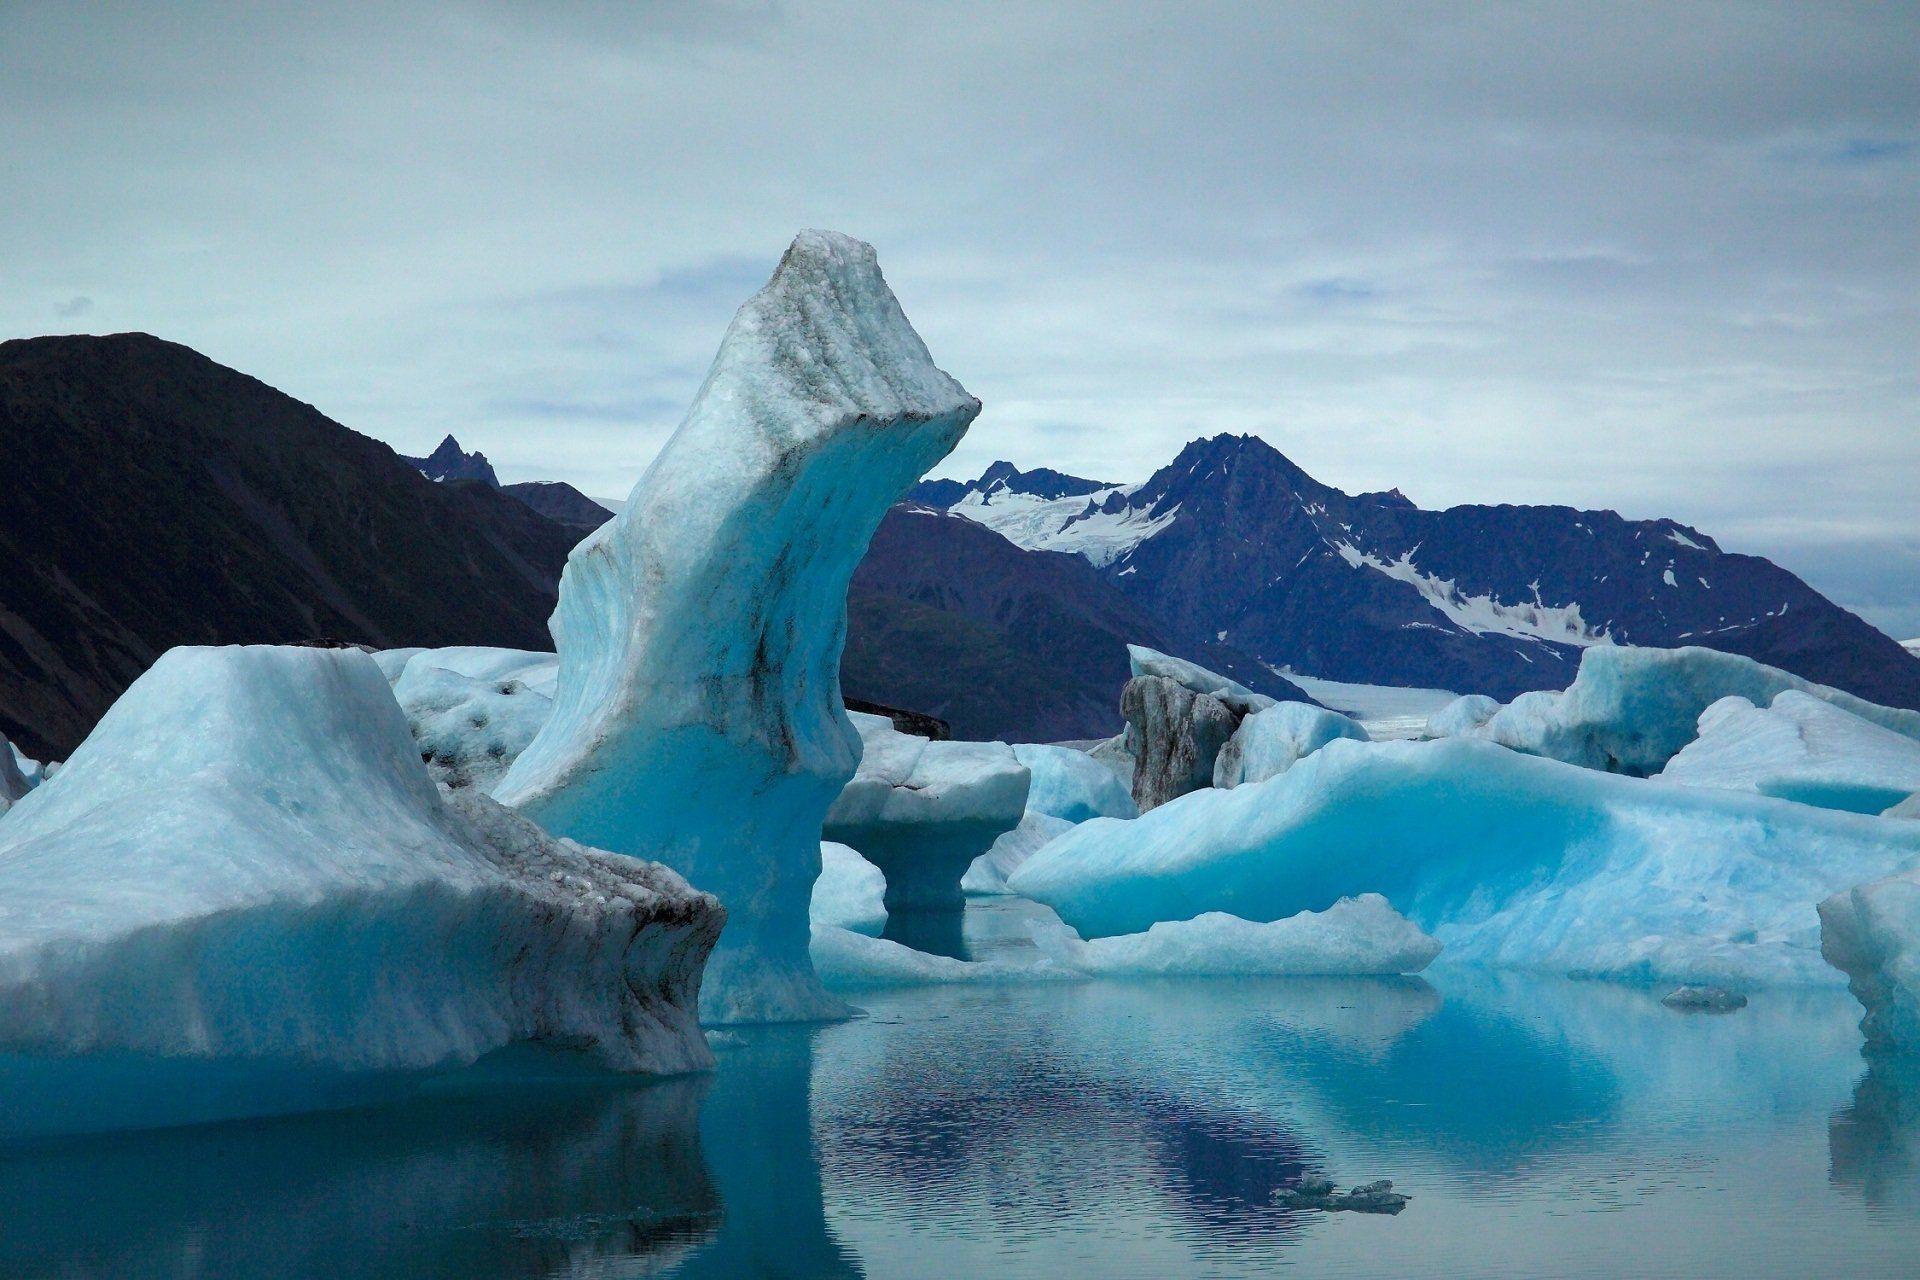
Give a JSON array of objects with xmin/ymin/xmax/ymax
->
[
  {"xmin": 824, "ymin": 711, "xmax": 1029, "ymax": 913},
  {"xmin": 0, "ymin": 646, "xmax": 720, "ymax": 1135},
  {"xmin": 1658, "ymin": 691, "xmax": 1920, "ymax": 814},
  {"xmin": 1213, "ymin": 701, "xmax": 1369, "ymax": 789},
  {"xmin": 494, "ymin": 230, "xmax": 979, "ymax": 1025},
  {"xmin": 1433, "ymin": 644, "xmax": 1920, "ymax": 775},
  {"xmin": 1822, "ymin": 869, "xmax": 1920, "ymax": 1054},
  {"xmin": 1007, "ymin": 735, "xmax": 1920, "ymax": 988},
  {"xmin": 811, "ymin": 841, "xmax": 889, "ymax": 937},
  {"xmin": 1030, "ymin": 894, "xmax": 1441, "ymax": 977}
]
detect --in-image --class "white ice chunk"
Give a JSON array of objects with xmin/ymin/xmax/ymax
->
[
  {"xmin": 0, "ymin": 646, "xmax": 721, "ymax": 1134},
  {"xmin": 1213, "ymin": 701, "xmax": 1368, "ymax": 788},
  {"xmin": 1887, "ymin": 793, "xmax": 1920, "ymax": 819},
  {"xmin": 391, "ymin": 658, "xmax": 555, "ymax": 792},
  {"xmin": 824, "ymin": 712, "xmax": 1029, "ymax": 912},
  {"xmin": 1015, "ymin": 743, "xmax": 1138, "ymax": 823},
  {"xmin": 1031, "ymin": 894, "xmax": 1441, "ymax": 977},
  {"xmin": 495, "ymin": 231, "xmax": 979, "ymax": 1024},
  {"xmin": 1127, "ymin": 644, "xmax": 1274, "ymax": 714},
  {"xmin": 811, "ymin": 841, "xmax": 888, "ymax": 937},
  {"xmin": 1658, "ymin": 692, "xmax": 1920, "ymax": 814},
  {"xmin": 1009, "ymin": 736, "xmax": 1920, "ymax": 988},
  {"xmin": 1822, "ymin": 868, "xmax": 1920, "ymax": 1053},
  {"xmin": 1424, "ymin": 693, "xmax": 1503, "ymax": 739},
  {"xmin": 808, "ymin": 925, "xmax": 1071, "ymax": 988},
  {"xmin": 1435, "ymin": 645, "xmax": 1920, "ymax": 775}
]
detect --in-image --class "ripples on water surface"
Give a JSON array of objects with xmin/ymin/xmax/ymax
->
[{"xmin": 3, "ymin": 903, "xmax": 1919, "ymax": 1279}]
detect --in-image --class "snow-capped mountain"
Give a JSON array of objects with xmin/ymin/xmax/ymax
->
[{"xmin": 912, "ymin": 435, "xmax": 1920, "ymax": 708}]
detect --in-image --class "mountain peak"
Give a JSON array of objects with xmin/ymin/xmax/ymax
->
[{"xmin": 405, "ymin": 435, "xmax": 499, "ymax": 488}]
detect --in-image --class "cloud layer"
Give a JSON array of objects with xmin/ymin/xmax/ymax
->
[{"xmin": 3, "ymin": 2, "xmax": 1915, "ymax": 634}]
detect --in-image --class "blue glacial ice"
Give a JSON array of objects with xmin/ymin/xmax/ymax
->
[
  {"xmin": 962, "ymin": 743, "xmax": 1134, "ymax": 896},
  {"xmin": 1658, "ymin": 691, "xmax": 1920, "ymax": 815},
  {"xmin": 0, "ymin": 740, "xmax": 32, "ymax": 815},
  {"xmin": 1212, "ymin": 701, "xmax": 1369, "ymax": 789},
  {"xmin": 1030, "ymin": 894, "xmax": 1440, "ymax": 977},
  {"xmin": 0, "ymin": 646, "xmax": 721, "ymax": 1135},
  {"xmin": 1008, "ymin": 735, "xmax": 1920, "ymax": 988},
  {"xmin": 811, "ymin": 841, "xmax": 888, "ymax": 937},
  {"xmin": 494, "ymin": 230, "xmax": 980, "ymax": 1025},
  {"xmin": 1430, "ymin": 644, "xmax": 1920, "ymax": 775},
  {"xmin": 824, "ymin": 711, "xmax": 1028, "ymax": 913}
]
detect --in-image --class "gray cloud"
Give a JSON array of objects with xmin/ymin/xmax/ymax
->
[{"xmin": 1, "ymin": 1, "xmax": 1914, "ymax": 635}]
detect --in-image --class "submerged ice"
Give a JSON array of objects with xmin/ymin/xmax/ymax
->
[
  {"xmin": 494, "ymin": 231, "xmax": 980, "ymax": 1024},
  {"xmin": 0, "ymin": 646, "xmax": 720, "ymax": 1132}
]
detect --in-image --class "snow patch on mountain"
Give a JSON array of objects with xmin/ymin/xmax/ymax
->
[
  {"xmin": 948, "ymin": 482, "xmax": 1177, "ymax": 568},
  {"xmin": 1332, "ymin": 542, "xmax": 1614, "ymax": 648}
]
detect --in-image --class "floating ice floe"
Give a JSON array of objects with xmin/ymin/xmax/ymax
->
[
  {"xmin": 0, "ymin": 646, "xmax": 721, "ymax": 1136},
  {"xmin": 1030, "ymin": 895, "xmax": 1440, "ymax": 977},
  {"xmin": 1657, "ymin": 691, "xmax": 1920, "ymax": 814},
  {"xmin": 1213, "ymin": 701, "xmax": 1369, "ymax": 789},
  {"xmin": 494, "ymin": 231, "xmax": 979, "ymax": 1024},
  {"xmin": 963, "ymin": 743, "xmax": 1136, "ymax": 896},
  {"xmin": 1008, "ymin": 736, "xmax": 1920, "ymax": 988},
  {"xmin": 811, "ymin": 841, "xmax": 888, "ymax": 937},
  {"xmin": 1430, "ymin": 645, "xmax": 1920, "ymax": 775},
  {"xmin": 1822, "ymin": 870, "xmax": 1920, "ymax": 1054},
  {"xmin": 1423, "ymin": 693, "xmax": 1502, "ymax": 740},
  {"xmin": 824, "ymin": 711, "xmax": 1029, "ymax": 913}
]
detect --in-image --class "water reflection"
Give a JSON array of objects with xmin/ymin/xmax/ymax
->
[
  {"xmin": 0, "ymin": 1077, "xmax": 718, "ymax": 1279},
  {"xmin": 1831, "ymin": 1057, "xmax": 1920, "ymax": 1210}
]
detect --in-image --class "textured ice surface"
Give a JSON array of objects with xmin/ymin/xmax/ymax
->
[
  {"xmin": 1822, "ymin": 869, "xmax": 1920, "ymax": 1053},
  {"xmin": 811, "ymin": 842, "xmax": 888, "ymax": 937},
  {"xmin": 390, "ymin": 655, "xmax": 555, "ymax": 792},
  {"xmin": 1128, "ymin": 644, "xmax": 1274, "ymax": 714},
  {"xmin": 824, "ymin": 711, "xmax": 1028, "ymax": 912},
  {"xmin": 1889, "ymin": 793, "xmax": 1920, "ymax": 819},
  {"xmin": 495, "ymin": 231, "xmax": 978, "ymax": 1024},
  {"xmin": 809, "ymin": 924, "xmax": 1071, "ymax": 988},
  {"xmin": 1122, "ymin": 675, "xmax": 1240, "ymax": 811},
  {"xmin": 1009, "ymin": 736, "xmax": 1920, "ymax": 987},
  {"xmin": 0, "ymin": 646, "xmax": 720, "ymax": 1132},
  {"xmin": 962, "ymin": 812, "xmax": 1076, "ymax": 896},
  {"xmin": 1016, "ymin": 743, "xmax": 1138, "ymax": 823},
  {"xmin": 1031, "ymin": 894, "xmax": 1440, "ymax": 977},
  {"xmin": 1659, "ymin": 692, "xmax": 1920, "ymax": 814},
  {"xmin": 1437, "ymin": 645, "xmax": 1920, "ymax": 774},
  {"xmin": 1213, "ymin": 701, "xmax": 1369, "ymax": 789}
]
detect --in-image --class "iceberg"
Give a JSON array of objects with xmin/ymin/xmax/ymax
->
[
  {"xmin": 1016, "ymin": 742, "xmax": 1138, "ymax": 823},
  {"xmin": 1434, "ymin": 645, "xmax": 1920, "ymax": 775},
  {"xmin": 0, "ymin": 646, "xmax": 721, "ymax": 1134},
  {"xmin": 811, "ymin": 841, "xmax": 888, "ymax": 936},
  {"xmin": 1821, "ymin": 871, "xmax": 1920, "ymax": 1055},
  {"xmin": 390, "ymin": 653, "xmax": 556, "ymax": 792},
  {"xmin": 824, "ymin": 711, "xmax": 1029, "ymax": 913},
  {"xmin": 1423, "ymin": 693, "xmax": 1501, "ymax": 740},
  {"xmin": 0, "ymin": 739, "xmax": 30, "ymax": 814},
  {"xmin": 962, "ymin": 811, "xmax": 1076, "ymax": 896},
  {"xmin": 1127, "ymin": 644, "xmax": 1275, "ymax": 714},
  {"xmin": 1888, "ymin": 793, "xmax": 1920, "ymax": 819},
  {"xmin": 495, "ymin": 231, "xmax": 979, "ymax": 1024},
  {"xmin": 1031, "ymin": 895, "xmax": 1441, "ymax": 977},
  {"xmin": 1213, "ymin": 701, "xmax": 1369, "ymax": 789},
  {"xmin": 1008, "ymin": 736, "xmax": 1920, "ymax": 988},
  {"xmin": 1658, "ymin": 692, "xmax": 1920, "ymax": 814},
  {"xmin": 1121, "ymin": 675, "xmax": 1239, "ymax": 811}
]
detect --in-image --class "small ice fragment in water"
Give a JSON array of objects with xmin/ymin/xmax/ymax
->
[
  {"xmin": 1278, "ymin": 1176, "xmax": 1410, "ymax": 1214},
  {"xmin": 1662, "ymin": 985, "xmax": 1748, "ymax": 1012}
]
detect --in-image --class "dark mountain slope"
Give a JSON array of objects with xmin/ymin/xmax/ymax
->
[
  {"xmin": 403, "ymin": 433, "xmax": 500, "ymax": 486},
  {"xmin": 842, "ymin": 505, "xmax": 1310, "ymax": 742},
  {"xmin": 0, "ymin": 333, "xmax": 575, "ymax": 758},
  {"xmin": 503, "ymin": 481, "xmax": 613, "ymax": 530}
]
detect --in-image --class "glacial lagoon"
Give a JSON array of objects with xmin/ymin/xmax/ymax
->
[{"xmin": 0, "ymin": 901, "xmax": 1915, "ymax": 1280}]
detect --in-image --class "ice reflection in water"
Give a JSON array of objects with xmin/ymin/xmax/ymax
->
[{"xmin": 2, "ymin": 907, "xmax": 1920, "ymax": 1278}]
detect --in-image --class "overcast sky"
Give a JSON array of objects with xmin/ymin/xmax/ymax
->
[{"xmin": 4, "ymin": 2, "xmax": 1917, "ymax": 635}]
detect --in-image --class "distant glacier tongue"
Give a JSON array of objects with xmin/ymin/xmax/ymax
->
[{"xmin": 495, "ymin": 230, "xmax": 981, "ymax": 1025}]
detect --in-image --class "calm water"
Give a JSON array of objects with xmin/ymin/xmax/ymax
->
[{"xmin": 4, "ymin": 903, "xmax": 1919, "ymax": 1279}]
